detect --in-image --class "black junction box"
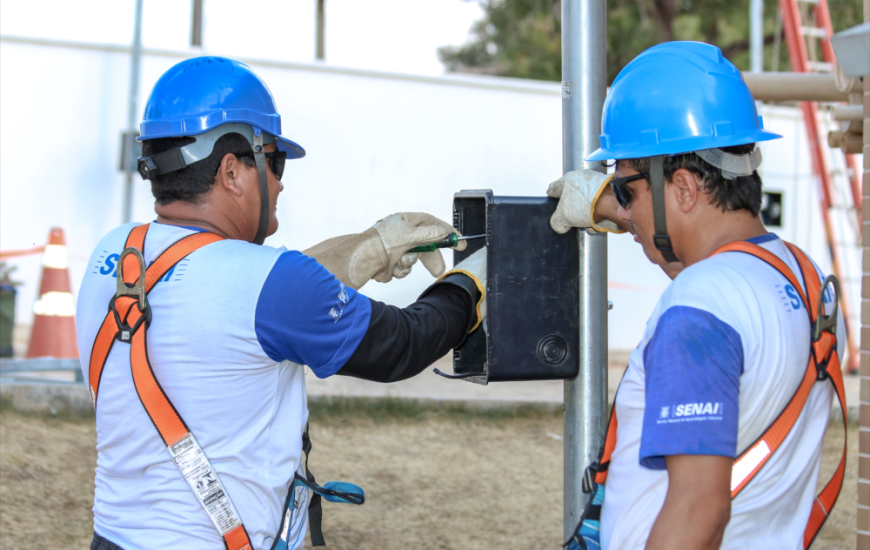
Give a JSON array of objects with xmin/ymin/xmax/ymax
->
[{"xmin": 444, "ymin": 190, "xmax": 580, "ymax": 384}]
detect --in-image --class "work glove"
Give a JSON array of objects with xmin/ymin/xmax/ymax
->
[
  {"xmin": 546, "ymin": 170, "xmax": 626, "ymax": 234},
  {"xmin": 303, "ymin": 212, "xmax": 465, "ymax": 290},
  {"xmin": 435, "ymin": 247, "xmax": 487, "ymax": 333}
]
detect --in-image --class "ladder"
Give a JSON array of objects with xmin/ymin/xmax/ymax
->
[{"xmin": 779, "ymin": 0, "xmax": 862, "ymax": 373}]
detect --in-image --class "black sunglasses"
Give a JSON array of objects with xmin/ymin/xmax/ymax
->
[
  {"xmin": 216, "ymin": 151, "xmax": 288, "ymax": 180},
  {"xmin": 610, "ymin": 173, "xmax": 647, "ymax": 209}
]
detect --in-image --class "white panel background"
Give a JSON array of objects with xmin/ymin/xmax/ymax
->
[{"xmin": 0, "ymin": 38, "xmax": 856, "ymax": 353}]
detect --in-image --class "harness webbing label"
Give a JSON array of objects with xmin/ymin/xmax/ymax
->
[{"xmin": 169, "ymin": 433, "xmax": 244, "ymax": 536}]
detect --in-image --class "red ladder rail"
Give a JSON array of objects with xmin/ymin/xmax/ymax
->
[{"xmin": 778, "ymin": 0, "xmax": 861, "ymax": 373}]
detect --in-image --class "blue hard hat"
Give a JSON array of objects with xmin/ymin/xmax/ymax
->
[
  {"xmin": 138, "ymin": 56, "xmax": 305, "ymax": 159},
  {"xmin": 586, "ymin": 42, "xmax": 781, "ymax": 161}
]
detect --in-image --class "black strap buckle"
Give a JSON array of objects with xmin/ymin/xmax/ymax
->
[
  {"xmin": 137, "ymin": 148, "xmax": 187, "ymax": 181},
  {"xmin": 582, "ymin": 462, "xmax": 599, "ymax": 494},
  {"xmin": 653, "ymin": 234, "xmax": 673, "ymax": 252}
]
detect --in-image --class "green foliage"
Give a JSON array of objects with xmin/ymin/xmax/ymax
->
[
  {"xmin": 439, "ymin": 0, "xmax": 562, "ymax": 81},
  {"xmin": 0, "ymin": 262, "xmax": 22, "ymax": 286},
  {"xmin": 440, "ymin": 0, "xmax": 863, "ymax": 84}
]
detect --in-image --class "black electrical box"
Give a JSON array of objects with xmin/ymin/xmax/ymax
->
[{"xmin": 444, "ymin": 190, "xmax": 580, "ymax": 384}]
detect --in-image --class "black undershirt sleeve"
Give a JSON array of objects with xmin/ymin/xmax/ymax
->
[{"xmin": 337, "ymin": 274, "xmax": 480, "ymax": 383}]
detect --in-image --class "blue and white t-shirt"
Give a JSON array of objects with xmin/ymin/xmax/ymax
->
[
  {"xmin": 601, "ymin": 234, "xmax": 841, "ymax": 550},
  {"xmin": 76, "ymin": 222, "xmax": 372, "ymax": 550}
]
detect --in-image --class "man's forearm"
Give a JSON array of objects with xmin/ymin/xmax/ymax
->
[
  {"xmin": 646, "ymin": 493, "xmax": 730, "ymax": 550},
  {"xmin": 337, "ymin": 276, "xmax": 478, "ymax": 383},
  {"xmin": 646, "ymin": 454, "xmax": 732, "ymax": 550}
]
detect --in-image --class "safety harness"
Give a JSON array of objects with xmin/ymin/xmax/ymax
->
[
  {"xmin": 566, "ymin": 240, "xmax": 848, "ymax": 550},
  {"xmin": 89, "ymin": 224, "xmax": 363, "ymax": 550}
]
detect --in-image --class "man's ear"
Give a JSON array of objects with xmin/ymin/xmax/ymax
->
[
  {"xmin": 215, "ymin": 153, "xmax": 245, "ymax": 198},
  {"xmin": 670, "ymin": 168, "xmax": 700, "ymax": 213}
]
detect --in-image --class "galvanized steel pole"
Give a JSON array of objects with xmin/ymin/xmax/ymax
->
[
  {"xmin": 122, "ymin": 0, "xmax": 144, "ymax": 225},
  {"xmin": 316, "ymin": 0, "xmax": 326, "ymax": 61},
  {"xmin": 750, "ymin": 0, "xmax": 764, "ymax": 72},
  {"xmin": 562, "ymin": 0, "xmax": 608, "ymax": 541}
]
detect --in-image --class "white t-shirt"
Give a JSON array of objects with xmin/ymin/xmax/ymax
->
[
  {"xmin": 601, "ymin": 234, "xmax": 841, "ymax": 550},
  {"xmin": 76, "ymin": 222, "xmax": 372, "ymax": 550}
]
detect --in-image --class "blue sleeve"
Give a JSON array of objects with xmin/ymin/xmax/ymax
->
[
  {"xmin": 255, "ymin": 251, "xmax": 372, "ymax": 378},
  {"xmin": 639, "ymin": 306, "xmax": 743, "ymax": 470}
]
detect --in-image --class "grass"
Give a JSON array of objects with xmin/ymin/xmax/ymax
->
[
  {"xmin": 308, "ymin": 395, "xmax": 562, "ymax": 424},
  {"xmin": 0, "ymin": 398, "xmax": 857, "ymax": 549}
]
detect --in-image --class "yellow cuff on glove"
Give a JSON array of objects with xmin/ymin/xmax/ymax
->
[
  {"xmin": 547, "ymin": 169, "xmax": 627, "ymax": 234},
  {"xmin": 590, "ymin": 174, "xmax": 627, "ymax": 234},
  {"xmin": 436, "ymin": 247, "xmax": 487, "ymax": 333}
]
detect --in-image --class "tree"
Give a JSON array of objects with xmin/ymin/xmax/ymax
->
[
  {"xmin": 439, "ymin": 0, "xmax": 862, "ymax": 84},
  {"xmin": 439, "ymin": 0, "xmax": 562, "ymax": 80}
]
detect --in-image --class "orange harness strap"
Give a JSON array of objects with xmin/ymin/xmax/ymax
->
[
  {"xmin": 87, "ymin": 224, "xmax": 252, "ymax": 550},
  {"xmin": 590, "ymin": 240, "xmax": 846, "ymax": 549}
]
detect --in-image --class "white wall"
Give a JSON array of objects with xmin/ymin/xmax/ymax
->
[{"xmin": 0, "ymin": 37, "xmax": 858, "ymax": 353}]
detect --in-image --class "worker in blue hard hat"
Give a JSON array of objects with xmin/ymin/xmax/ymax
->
[
  {"xmin": 76, "ymin": 56, "xmax": 487, "ymax": 550},
  {"xmin": 547, "ymin": 42, "xmax": 847, "ymax": 549}
]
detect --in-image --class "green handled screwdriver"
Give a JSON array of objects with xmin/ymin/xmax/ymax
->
[{"xmin": 407, "ymin": 233, "xmax": 486, "ymax": 253}]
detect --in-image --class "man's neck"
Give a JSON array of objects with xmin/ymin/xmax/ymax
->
[
  {"xmin": 154, "ymin": 201, "xmax": 247, "ymax": 241},
  {"xmin": 677, "ymin": 208, "xmax": 768, "ymax": 267}
]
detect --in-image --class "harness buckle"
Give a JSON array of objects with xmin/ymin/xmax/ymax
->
[
  {"xmin": 116, "ymin": 247, "xmax": 148, "ymax": 310},
  {"xmin": 582, "ymin": 462, "xmax": 599, "ymax": 494},
  {"xmin": 111, "ymin": 247, "xmax": 151, "ymax": 340},
  {"xmin": 812, "ymin": 275, "xmax": 839, "ymax": 343}
]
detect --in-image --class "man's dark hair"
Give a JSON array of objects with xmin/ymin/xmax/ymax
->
[
  {"xmin": 615, "ymin": 143, "xmax": 763, "ymax": 216},
  {"xmin": 142, "ymin": 132, "xmax": 255, "ymax": 205}
]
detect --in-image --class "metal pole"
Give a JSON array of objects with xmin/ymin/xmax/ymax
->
[
  {"xmin": 562, "ymin": 0, "xmax": 608, "ymax": 541},
  {"xmin": 191, "ymin": 0, "xmax": 203, "ymax": 48},
  {"xmin": 122, "ymin": 0, "xmax": 144, "ymax": 225},
  {"xmin": 315, "ymin": 0, "xmax": 325, "ymax": 61},
  {"xmin": 750, "ymin": 0, "xmax": 764, "ymax": 72}
]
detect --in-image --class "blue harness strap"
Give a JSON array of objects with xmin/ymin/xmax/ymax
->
[{"xmin": 271, "ymin": 424, "xmax": 365, "ymax": 549}]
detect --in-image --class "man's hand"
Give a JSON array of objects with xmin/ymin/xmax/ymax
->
[
  {"xmin": 371, "ymin": 212, "xmax": 465, "ymax": 282},
  {"xmin": 646, "ymin": 454, "xmax": 732, "ymax": 550},
  {"xmin": 303, "ymin": 213, "xmax": 464, "ymax": 290},
  {"xmin": 547, "ymin": 170, "xmax": 628, "ymax": 234}
]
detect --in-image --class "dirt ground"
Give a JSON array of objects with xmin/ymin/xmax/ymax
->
[{"xmin": 0, "ymin": 398, "xmax": 858, "ymax": 550}]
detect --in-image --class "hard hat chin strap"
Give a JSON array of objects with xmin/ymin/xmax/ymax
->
[
  {"xmin": 251, "ymin": 129, "xmax": 270, "ymax": 245},
  {"xmin": 650, "ymin": 155, "xmax": 680, "ymax": 264}
]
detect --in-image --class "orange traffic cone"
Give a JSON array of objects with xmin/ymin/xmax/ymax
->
[{"xmin": 26, "ymin": 228, "xmax": 79, "ymax": 359}]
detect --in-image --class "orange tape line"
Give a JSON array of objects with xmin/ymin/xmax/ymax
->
[{"xmin": 0, "ymin": 246, "xmax": 46, "ymax": 259}]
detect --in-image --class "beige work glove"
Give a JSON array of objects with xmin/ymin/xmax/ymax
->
[
  {"xmin": 303, "ymin": 212, "xmax": 466, "ymax": 290},
  {"xmin": 436, "ymin": 247, "xmax": 487, "ymax": 333},
  {"xmin": 546, "ymin": 170, "xmax": 626, "ymax": 234}
]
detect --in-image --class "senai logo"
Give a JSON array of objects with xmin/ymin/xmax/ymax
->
[
  {"xmin": 658, "ymin": 402, "xmax": 724, "ymax": 424},
  {"xmin": 92, "ymin": 251, "xmax": 187, "ymax": 283},
  {"xmin": 777, "ymin": 283, "xmax": 834, "ymax": 311},
  {"xmin": 675, "ymin": 402, "xmax": 722, "ymax": 417}
]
